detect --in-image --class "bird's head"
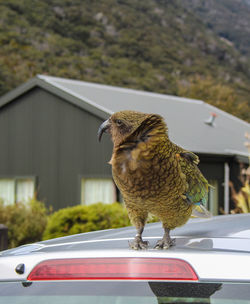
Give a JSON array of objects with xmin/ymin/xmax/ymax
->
[{"xmin": 98, "ymin": 110, "xmax": 168, "ymax": 147}]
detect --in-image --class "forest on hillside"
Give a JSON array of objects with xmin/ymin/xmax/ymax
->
[{"xmin": 0, "ymin": 0, "xmax": 250, "ymax": 121}]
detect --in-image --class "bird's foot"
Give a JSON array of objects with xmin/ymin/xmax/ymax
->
[
  {"xmin": 129, "ymin": 237, "xmax": 149, "ymax": 250},
  {"xmin": 154, "ymin": 238, "xmax": 176, "ymax": 250}
]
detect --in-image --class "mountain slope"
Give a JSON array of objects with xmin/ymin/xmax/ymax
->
[
  {"xmin": 0, "ymin": 0, "xmax": 249, "ymax": 121},
  {"xmin": 182, "ymin": 0, "xmax": 250, "ymax": 56}
]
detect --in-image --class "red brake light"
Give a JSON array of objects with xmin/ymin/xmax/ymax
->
[{"xmin": 27, "ymin": 258, "xmax": 198, "ymax": 281}]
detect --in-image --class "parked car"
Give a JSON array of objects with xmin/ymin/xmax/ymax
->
[{"xmin": 1, "ymin": 213, "xmax": 250, "ymax": 304}]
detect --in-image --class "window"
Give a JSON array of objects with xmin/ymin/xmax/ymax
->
[
  {"xmin": 81, "ymin": 178, "xmax": 117, "ymax": 205},
  {"xmin": 0, "ymin": 178, "xmax": 35, "ymax": 205},
  {"xmin": 1, "ymin": 281, "xmax": 250, "ymax": 304},
  {"xmin": 208, "ymin": 179, "xmax": 219, "ymax": 215}
]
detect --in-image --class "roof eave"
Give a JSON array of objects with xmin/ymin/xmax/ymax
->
[
  {"xmin": 37, "ymin": 75, "xmax": 112, "ymax": 120},
  {"xmin": 0, "ymin": 76, "xmax": 111, "ymax": 121},
  {"xmin": 0, "ymin": 77, "xmax": 38, "ymax": 108},
  {"xmin": 197, "ymin": 151, "xmax": 249, "ymax": 164}
]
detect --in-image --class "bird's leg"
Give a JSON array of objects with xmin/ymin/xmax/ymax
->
[
  {"xmin": 154, "ymin": 227, "xmax": 175, "ymax": 250},
  {"xmin": 129, "ymin": 226, "xmax": 149, "ymax": 250}
]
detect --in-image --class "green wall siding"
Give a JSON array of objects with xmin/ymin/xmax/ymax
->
[{"xmin": 0, "ymin": 87, "xmax": 112, "ymax": 209}]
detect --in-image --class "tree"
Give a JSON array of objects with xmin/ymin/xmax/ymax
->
[{"xmin": 177, "ymin": 76, "xmax": 250, "ymax": 122}]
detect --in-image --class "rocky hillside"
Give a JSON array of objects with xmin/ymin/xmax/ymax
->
[{"xmin": 183, "ymin": 0, "xmax": 250, "ymax": 56}]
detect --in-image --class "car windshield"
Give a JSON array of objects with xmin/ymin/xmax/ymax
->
[{"xmin": 0, "ymin": 281, "xmax": 250, "ymax": 304}]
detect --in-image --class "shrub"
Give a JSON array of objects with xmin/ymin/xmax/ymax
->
[
  {"xmin": 43, "ymin": 202, "xmax": 131, "ymax": 240},
  {"xmin": 0, "ymin": 198, "xmax": 48, "ymax": 248}
]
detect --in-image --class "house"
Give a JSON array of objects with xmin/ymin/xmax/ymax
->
[{"xmin": 0, "ymin": 75, "xmax": 249, "ymax": 214}]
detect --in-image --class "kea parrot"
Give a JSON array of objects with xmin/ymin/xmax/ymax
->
[{"xmin": 98, "ymin": 110, "xmax": 210, "ymax": 250}]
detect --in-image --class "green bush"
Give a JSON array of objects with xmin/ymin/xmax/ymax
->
[
  {"xmin": 0, "ymin": 198, "xmax": 48, "ymax": 248},
  {"xmin": 43, "ymin": 202, "xmax": 131, "ymax": 240}
]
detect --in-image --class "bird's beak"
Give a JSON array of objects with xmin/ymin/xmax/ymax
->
[{"xmin": 98, "ymin": 119, "xmax": 111, "ymax": 141}]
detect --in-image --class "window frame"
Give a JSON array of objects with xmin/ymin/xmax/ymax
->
[
  {"xmin": 208, "ymin": 179, "xmax": 219, "ymax": 215},
  {"xmin": 0, "ymin": 176, "xmax": 37, "ymax": 204},
  {"xmin": 78, "ymin": 174, "xmax": 118, "ymax": 205}
]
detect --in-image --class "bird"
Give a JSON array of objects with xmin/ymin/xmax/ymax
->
[{"xmin": 98, "ymin": 110, "xmax": 210, "ymax": 250}]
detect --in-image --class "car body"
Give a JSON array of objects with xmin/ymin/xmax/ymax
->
[{"xmin": 1, "ymin": 213, "xmax": 250, "ymax": 303}]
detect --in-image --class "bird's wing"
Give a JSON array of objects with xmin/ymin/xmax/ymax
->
[{"xmin": 177, "ymin": 151, "xmax": 211, "ymax": 218}]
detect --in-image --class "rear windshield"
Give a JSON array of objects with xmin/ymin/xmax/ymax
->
[{"xmin": 0, "ymin": 281, "xmax": 250, "ymax": 304}]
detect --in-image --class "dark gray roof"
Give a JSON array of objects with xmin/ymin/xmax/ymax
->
[{"xmin": 0, "ymin": 74, "xmax": 249, "ymax": 157}]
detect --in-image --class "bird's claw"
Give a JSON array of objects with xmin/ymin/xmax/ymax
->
[
  {"xmin": 154, "ymin": 238, "xmax": 176, "ymax": 250},
  {"xmin": 129, "ymin": 239, "xmax": 149, "ymax": 250}
]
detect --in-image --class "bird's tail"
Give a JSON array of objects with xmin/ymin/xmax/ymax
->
[{"xmin": 192, "ymin": 204, "xmax": 212, "ymax": 218}]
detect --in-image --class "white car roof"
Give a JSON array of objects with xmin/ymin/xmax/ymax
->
[{"xmin": 1, "ymin": 214, "xmax": 250, "ymax": 282}]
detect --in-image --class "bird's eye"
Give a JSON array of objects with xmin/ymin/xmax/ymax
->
[{"xmin": 116, "ymin": 119, "xmax": 123, "ymax": 126}]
